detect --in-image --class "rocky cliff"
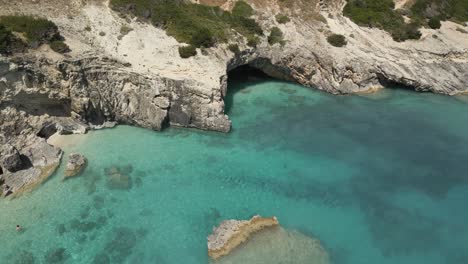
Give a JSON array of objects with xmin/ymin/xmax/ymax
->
[{"xmin": 1, "ymin": 0, "xmax": 467, "ymax": 196}]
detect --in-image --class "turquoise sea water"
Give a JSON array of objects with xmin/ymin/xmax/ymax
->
[{"xmin": 1, "ymin": 76, "xmax": 468, "ymax": 264}]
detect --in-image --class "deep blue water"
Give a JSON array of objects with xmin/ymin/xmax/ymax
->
[{"xmin": 1, "ymin": 77, "xmax": 468, "ymax": 264}]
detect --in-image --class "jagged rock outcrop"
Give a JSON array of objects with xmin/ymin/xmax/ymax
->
[
  {"xmin": 64, "ymin": 153, "xmax": 87, "ymax": 178},
  {"xmin": 0, "ymin": 144, "xmax": 23, "ymax": 172},
  {"xmin": 207, "ymin": 215, "xmax": 280, "ymax": 259},
  {"xmin": 0, "ymin": 0, "xmax": 467, "ymax": 195}
]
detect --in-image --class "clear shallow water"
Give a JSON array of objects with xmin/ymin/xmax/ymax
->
[{"xmin": 1, "ymin": 77, "xmax": 468, "ymax": 264}]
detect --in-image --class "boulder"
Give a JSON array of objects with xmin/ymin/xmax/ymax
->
[
  {"xmin": 0, "ymin": 144, "xmax": 23, "ymax": 172},
  {"xmin": 64, "ymin": 153, "xmax": 87, "ymax": 178}
]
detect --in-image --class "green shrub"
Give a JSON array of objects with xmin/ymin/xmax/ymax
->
[
  {"xmin": 428, "ymin": 17, "xmax": 441, "ymax": 29},
  {"xmin": 110, "ymin": 0, "xmax": 263, "ymax": 48},
  {"xmin": 120, "ymin": 25, "xmax": 133, "ymax": 35},
  {"xmin": 178, "ymin": 45, "xmax": 197, "ymax": 58},
  {"xmin": 268, "ymin": 27, "xmax": 285, "ymax": 46},
  {"xmin": 232, "ymin": 1, "xmax": 254, "ymax": 17},
  {"xmin": 275, "ymin": 14, "xmax": 290, "ymax": 24},
  {"xmin": 343, "ymin": 0, "xmax": 422, "ymax": 41},
  {"xmin": 228, "ymin": 43, "xmax": 240, "ymax": 54},
  {"xmin": 327, "ymin": 34, "xmax": 347, "ymax": 47},
  {"xmin": 0, "ymin": 15, "xmax": 59, "ymax": 43},
  {"xmin": 247, "ymin": 36, "xmax": 259, "ymax": 47},
  {"xmin": 0, "ymin": 24, "xmax": 14, "ymax": 54},
  {"xmin": 49, "ymin": 40, "xmax": 70, "ymax": 53},
  {"xmin": 344, "ymin": 0, "xmax": 467, "ymax": 41},
  {"xmin": 410, "ymin": 0, "xmax": 468, "ymax": 23},
  {"xmin": 84, "ymin": 25, "xmax": 92, "ymax": 31}
]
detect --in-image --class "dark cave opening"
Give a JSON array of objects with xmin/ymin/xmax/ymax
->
[{"xmin": 225, "ymin": 64, "xmax": 273, "ymax": 114}]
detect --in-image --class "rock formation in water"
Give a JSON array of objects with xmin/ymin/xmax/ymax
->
[
  {"xmin": 207, "ymin": 215, "xmax": 279, "ymax": 259},
  {"xmin": 0, "ymin": 0, "xmax": 467, "ymax": 195},
  {"xmin": 211, "ymin": 226, "xmax": 331, "ymax": 264},
  {"xmin": 64, "ymin": 153, "xmax": 87, "ymax": 178}
]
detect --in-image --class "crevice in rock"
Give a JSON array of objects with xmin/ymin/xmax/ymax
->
[{"xmin": 37, "ymin": 122, "xmax": 58, "ymax": 139}]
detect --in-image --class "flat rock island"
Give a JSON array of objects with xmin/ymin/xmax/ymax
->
[{"xmin": 207, "ymin": 215, "xmax": 279, "ymax": 260}]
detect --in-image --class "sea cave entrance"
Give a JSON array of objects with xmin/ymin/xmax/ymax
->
[{"xmin": 225, "ymin": 63, "xmax": 279, "ymax": 114}]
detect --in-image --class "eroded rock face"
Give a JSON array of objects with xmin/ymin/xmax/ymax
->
[{"xmin": 64, "ymin": 153, "xmax": 87, "ymax": 178}]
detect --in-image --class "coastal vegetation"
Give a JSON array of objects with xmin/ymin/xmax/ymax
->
[
  {"xmin": 110, "ymin": 0, "xmax": 263, "ymax": 50},
  {"xmin": 275, "ymin": 14, "xmax": 291, "ymax": 24},
  {"xmin": 344, "ymin": 0, "xmax": 468, "ymax": 41},
  {"xmin": 327, "ymin": 33, "xmax": 347, "ymax": 47},
  {"xmin": 0, "ymin": 15, "xmax": 69, "ymax": 54},
  {"xmin": 178, "ymin": 45, "xmax": 197, "ymax": 58},
  {"xmin": 268, "ymin": 27, "xmax": 285, "ymax": 46},
  {"xmin": 228, "ymin": 43, "xmax": 240, "ymax": 54}
]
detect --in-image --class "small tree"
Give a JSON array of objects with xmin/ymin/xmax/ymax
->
[
  {"xmin": 327, "ymin": 34, "xmax": 347, "ymax": 47},
  {"xmin": 179, "ymin": 45, "xmax": 197, "ymax": 58}
]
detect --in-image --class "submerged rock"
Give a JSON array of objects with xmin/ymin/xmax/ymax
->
[
  {"xmin": 211, "ymin": 227, "xmax": 330, "ymax": 264},
  {"xmin": 105, "ymin": 166, "xmax": 132, "ymax": 190},
  {"xmin": 64, "ymin": 153, "xmax": 87, "ymax": 178},
  {"xmin": 11, "ymin": 250, "xmax": 35, "ymax": 264},
  {"xmin": 44, "ymin": 247, "xmax": 69, "ymax": 264},
  {"xmin": 207, "ymin": 215, "xmax": 279, "ymax": 260}
]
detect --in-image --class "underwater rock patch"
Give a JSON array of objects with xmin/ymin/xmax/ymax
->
[
  {"xmin": 92, "ymin": 253, "xmax": 110, "ymax": 264},
  {"xmin": 11, "ymin": 250, "xmax": 35, "ymax": 264},
  {"xmin": 104, "ymin": 227, "xmax": 138, "ymax": 262},
  {"xmin": 104, "ymin": 166, "xmax": 133, "ymax": 190},
  {"xmin": 44, "ymin": 247, "xmax": 69, "ymax": 264}
]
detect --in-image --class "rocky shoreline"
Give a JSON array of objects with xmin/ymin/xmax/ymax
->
[{"xmin": 1, "ymin": 0, "xmax": 467, "ymax": 196}]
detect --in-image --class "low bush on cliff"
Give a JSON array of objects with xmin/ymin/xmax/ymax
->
[
  {"xmin": 0, "ymin": 24, "xmax": 15, "ymax": 54},
  {"xmin": 0, "ymin": 15, "xmax": 69, "ymax": 54},
  {"xmin": 110, "ymin": 0, "xmax": 263, "ymax": 48},
  {"xmin": 268, "ymin": 27, "xmax": 285, "ymax": 46},
  {"xmin": 275, "ymin": 14, "xmax": 290, "ymax": 24},
  {"xmin": 228, "ymin": 43, "xmax": 240, "ymax": 54},
  {"xmin": 428, "ymin": 17, "xmax": 442, "ymax": 29},
  {"xmin": 232, "ymin": 1, "xmax": 254, "ymax": 17},
  {"xmin": 178, "ymin": 45, "xmax": 197, "ymax": 58},
  {"xmin": 50, "ymin": 40, "xmax": 70, "ymax": 54},
  {"xmin": 327, "ymin": 34, "xmax": 347, "ymax": 47}
]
